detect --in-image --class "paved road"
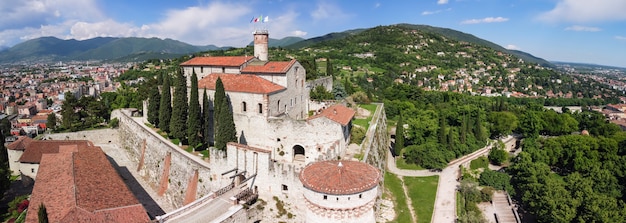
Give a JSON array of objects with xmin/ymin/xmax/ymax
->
[
  {"xmin": 386, "ymin": 143, "xmax": 493, "ymax": 223},
  {"xmin": 166, "ymin": 189, "xmax": 242, "ymax": 223}
]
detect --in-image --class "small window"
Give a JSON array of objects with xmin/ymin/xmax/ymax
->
[
  {"xmin": 200, "ymin": 67, "xmax": 204, "ymax": 73},
  {"xmin": 336, "ymin": 197, "xmax": 339, "ymax": 201},
  {"xmin": 222, "ymin": 67, "xmax": 225, "ymax": 73},
  {"xmin": 282, "ymin": 184, "xmax": 288, "ymax": 191},
  {"xmin": 359, "ymin": 194, "xmax": 362, "ymax": 199},
  {"xmin": 323, "ymin": 195, "xmax": 327, "ymax": 200},
  {"xmin": 317, "ymin": 148, "xmax": 321, "ymax": 152},
  {"xmin": 277, "ymin": 138, "xmax": 281, "ymax": 142},
  {"xmin": 258, "ymin": 103, "xmax": 263, "ymax": 114},
  {"xmin": 31, "ymin": 168, "xmax": 35, "ymax": 173},
  {"xmin": 242, "ymin": 102, "xmax": 247, "ymax": 112}
]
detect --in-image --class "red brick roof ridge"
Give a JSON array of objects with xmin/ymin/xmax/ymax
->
[
  {"xmin": 180, "ymin": 56, "xmax": 254, "ymax": 67},
  {"xmin": 241, "ymin": 59, "xmax": 297, "ymax": 74}
]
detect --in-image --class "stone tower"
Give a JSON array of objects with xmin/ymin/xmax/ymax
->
[
  {"xmin": 253, "ymin": 30, "xmax": 269, "ymax": 61},
  {"xmin": 299, "ymin": 160, "xmax": 381, "ymax": 223}
]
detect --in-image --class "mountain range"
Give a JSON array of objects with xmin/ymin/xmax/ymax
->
[{"xmin": 0, "ymin": 23, "xmax": 549, "ymax": 66}]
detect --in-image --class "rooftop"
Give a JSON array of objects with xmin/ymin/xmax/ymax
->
[
  {"xmin": 308, "ymin": 104, "xmax": 356, "ymax": 126},
  {"xmin": 25, "ymin": 143, "xmax": 149, "ymax": 223},
  {"xmin": 180, "ymin": 56, "xmax": 254, "ymax": 67},
  {"xmin": 299, "ymin": 160, "xmax": 380, "ymax": 195},
  {"xmin": 198, "ymin": 73, "xmax": 286, "ymax": 94},
  {"xmin": 7, "ymin": 137, "xmax": 92, "ymax": 164},
  {"xmin": 241, "ymin": 60, "xmax": 296, "ymax": 74}
]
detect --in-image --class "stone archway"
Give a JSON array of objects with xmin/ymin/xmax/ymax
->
[{"xmin": 293, "ymin": 145, "xmax": 305, "ymax": 162}]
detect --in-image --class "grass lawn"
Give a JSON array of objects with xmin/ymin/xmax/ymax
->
[
  {"xmin": 470, "ymin": 156, "xmax": 489, "ymax": 170},
  {"xmin": 353, "ymin": 104, "xmax": 378, "ymax": 130},
  {"xmin": 404, "ymin": 175, "xmax": 439, "ymax": 223},
  {"xmin": 396, "ymin": 157, "xmax": 425, "ymax": 170},
  {"xmin": 384, "ymin": 172, "xmax": 412, "ymax": 223}
]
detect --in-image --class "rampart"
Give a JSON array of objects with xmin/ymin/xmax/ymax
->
[{"xmin": 361, "ymin": 103, "xmax": 389, "ymax": 175}]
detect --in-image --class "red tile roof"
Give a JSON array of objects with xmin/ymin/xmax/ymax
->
[
  {"xmin": 198, "ymin": 73, "xmax": 286, "ymax": 94},
  {"xmin": 6, "ymin": 136, "xmax": 34, "ymax": 151},
  {"xmin": 12, "ymin": 139, "xmax": 92, "ymax": 164},
  {"xmin": 308, "ymin": 104, "xmax": 356, "ymax": 126},
  {"xmin": 241, "ymin": 60, "xmax": 296, "ymax": 74},
  {"xmin": 26, "ymin": 143, "xmax": 149, "ymax": 223},
  {"xmin": 180, "ymin": 56, "xmax": 254, "ymax": 67},
  {"xmin": 299, "ymin": 160, "xmax": 380, "ymax": 195}
]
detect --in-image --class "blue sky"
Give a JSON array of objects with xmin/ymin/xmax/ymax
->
[{"xmin": 1, "ymin": 0, "xmax": 625, "ymax": 67}]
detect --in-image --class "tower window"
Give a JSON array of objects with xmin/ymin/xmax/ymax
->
[
  {"xmin": 323, "ymin": 195, "xmax": 327, "ymax": 200},
  {"xmin": 258, "ymin": 103, "xmax": 263, "ymax": 114},
  {"xmin": 222, "ymin": 67, "xmax": 225, "ymax": 73},
  {"xmin": 359, "ymin": 194, "xmax": 362, "ymax": 198},
  {"xmin": 282, "ymin": 184, "xmax": 288, "ymax": 191},
  {"xmin": 242, "ymin": 102, "xmax": 247, "ymax": 112}
]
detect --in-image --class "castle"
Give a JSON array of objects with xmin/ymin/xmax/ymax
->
[{"xmin": 179, "ymin": 30, "xmax": 354, "ymax": 165}]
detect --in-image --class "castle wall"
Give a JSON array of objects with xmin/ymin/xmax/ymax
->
[
  {"xmin": 7, "ymin": 149, "xmax": 23, "ymax": 175},
  {"xmin": 112, "ymin": 109, "xmax": 233, "ymax": 209},
  {"xmin": 306, "ymin": 76, "xmax": 333, "ymax": 92},
  {"xmin": 302, "ymin": 186, "xmax": 378, "ymax": 210}
]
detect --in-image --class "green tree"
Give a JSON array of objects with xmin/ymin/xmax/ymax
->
[
  {"xmin": 0, "ymin": 126, "xmax": 9, "ymax": 195},
  {"xmin": 61, "ymin": 92, "xmax": 78, "ymax": 131},
  {"xmin": 394, "ymin": 112, "xmax": 405, "ymax": 156},
  {"xmin": 326, "ymin": 57, "xmax": 333, "ymax": 76},
  {"xmin": 46, "ymin": 113, "xmax": 57, "ymax": 131},
  {"xmin": 187, "ymin": 71, "xmax": 202, "ymax": 148},
  {"xmin": 478, "ymin": 169, "xmax": 513, "ymax": 192},
  {"xmin": 213, "ymin": 78, "xmax": 225, "ymax": 144},
  {"xmin": 158, "ymin": 73, "xmax": 172, "ymax": 132},
  {"xmin": 404, "ymin": 143, "xmax": 448, "ymax": 169},
  {"xmin": 488, "ymin": 148, "xmax": 508, "ymax": 165},
  {"xmin": 147, "ymin": 81, "xmax": 161, "ymax": 126},
  {"xmin": 202, "ymin": 89, "xmax": 213, "ymax": 146},
  {"xmin": 38, "ymin": 203, "xmax": 48, "ymax": 223},
  {"xmin": 170, "ymin": 69, "xmax": 188, "ymax": 141},
  {"xmin": 0, "ymin": 118, "xmax": 10, "ymax": 136},
  {"xmin": 488, "ymin": 111, "xmax": 518, "ymax": 138},
  {"xmin": 215, "ymin": 93, "xmax": 237, "ymax": 150},
  {"xmin": 310, "ymin": 85, "xmax": 333, "ymax": 100}
]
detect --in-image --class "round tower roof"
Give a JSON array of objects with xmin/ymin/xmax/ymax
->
[{"xmin": 299, "ymin": 160, "xmax": 381, "ymax": 195}]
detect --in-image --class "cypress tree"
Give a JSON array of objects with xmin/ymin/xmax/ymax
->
[
  {"xmin": 202, "ymin": 89, "xmax": 213, "ymax": 146},
  {"xmin": 214, "ymin": 77, "xmax": 237, "ymax": 150},
  {"xmin": 38, "ymin": 203, "xmax": 48, "ymax": 223},
  {"xmin": 148, "ymin": 81, "xmax": 161, "ymax": 126},
  {"xmin": 474, "ymin": 112, "xmax": 486, "ymax": 142},
  {"xmin": 438, "ymin": 113, "xmax": 447, "ymax": 145},
  {"xmin": 215, "ymin": 97, "xmax": 237, "ymax": 150},
  {"xmin": 326, "ymin": 57, "xmax": 333, "ymax": 76},
  {"xmin": 394, "ymin": 112, "xmax": 405, "ymax": 156},
  {"xmin": 213, "ymin": 78, "xmax": 225, "ymax": 144},
  {"xmin": 61, "ymin": 92, "xmax": 78, "ymax": 130},
  {"xmin": 170, "ymin": 69, "xmax": 188, "ymax": 141},
  {"xmin": 187, "ymin": 71, "xmax": 201, "ymax": 147},
  {"xmin": 158, "ymin": 73, "xmax": 172, "ymax": 132},
  {"xmin": 0, "ymin": 126, "xmax": 9, "ymax": 194}
]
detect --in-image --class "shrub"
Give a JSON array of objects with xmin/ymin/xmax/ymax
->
[{"xmin": 350, "ymin": 126, "xmax": 366, "ymax": 144}]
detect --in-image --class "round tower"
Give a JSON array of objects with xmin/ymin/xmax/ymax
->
[
  {"xmin": 299, "ymin": 160, "xmax": 381, "ymax": 223},
  {"xmin": 253, "ymin": 30, "xmax": 269, "ymax": 61}
]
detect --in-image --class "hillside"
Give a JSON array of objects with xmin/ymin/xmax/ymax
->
[
  {"xmin": 271, "ymin": 24, "xmax": 621, "ymax": 101},
  {"xmin": 0, "ymin": 36, "xmax": 295, "ymax": 64}
]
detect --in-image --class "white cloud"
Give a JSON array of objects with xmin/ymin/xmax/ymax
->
[
  {"xmin": 311, "ymin": 1, "xmax": 352, "ymax": 22},
  {"xmin": 438, "ymin": 0, "xmax": 449, "ymax": 5},
  {"xmin": 564, "ymin": 25, "xmax": 601, "ymax": 32},
  {"xmin": 505, "ymin": 44, "xmax": 521, "ymax": 50},
  {"xmin": 292, "ymin": 30, "xmax": 308, "ymax": 37},
  {"xmin": 461, "ymin": 17, "xmax": 509, "ymax": 24},
  {"xmin": 538, "ymin": 0, "xmax": 626, "ymax": 23},
  {"xmin": 615, "ymin": 36, "xmax": 626, "ymax": 41},
  {"xmin": 0, "ymin": 0, "xmax": 104, "ymax": 30},
  {"xmin": 422, "ymin": 8, "xmax": 451, "ymax": 16},
  {"xmin": 0, "ymin": 1, "xmax": 308, "ymax": 48}
]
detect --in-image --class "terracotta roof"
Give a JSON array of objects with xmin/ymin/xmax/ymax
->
[
  {"xmin": 11, "ymin": 139, "xmax": 92, "ymax": 163},
  {"xmin": 198, "ymin": 73, "xmax": 286, "ymax": 94},
  {"xmin": 308, "ymin": 104, "xmax": 356, "ymax": 126},
  {"xmin": 300, "ymin": 160, "xmax": 380, "ymax": 195},
  {"xmin": 26, "ymin": 143, "xmax": 149, "ymax": 223},
  {"xmin": 6, "ymin": 136, "xmax": 34, "ymax": 151},
  {"xmin": 241, "ymin": 60, "xmax": 296, "ymax": 74},
  {"xmin": 180, "ymin": 56, "xmax": 254, "ymax": 67}
]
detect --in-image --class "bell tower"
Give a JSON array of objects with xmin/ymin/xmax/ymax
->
[{"xmin": 253, "ymin": 30, "xmax": 269, "ymax": 61}]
